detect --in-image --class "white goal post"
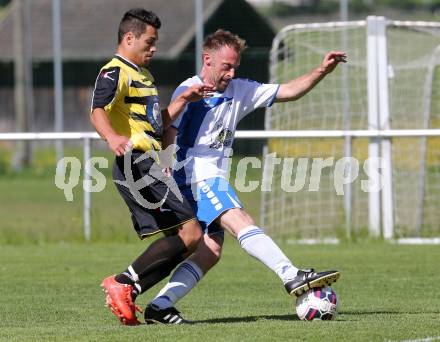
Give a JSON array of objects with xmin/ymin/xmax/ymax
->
[{"xmin": 263, "ymin": 16, "xmax": 440, "ymax": 242}]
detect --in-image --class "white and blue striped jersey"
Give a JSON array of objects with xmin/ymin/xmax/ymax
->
[{"xmin": 171, "ymin": 75, "xmax": 279, "ymax": 185}]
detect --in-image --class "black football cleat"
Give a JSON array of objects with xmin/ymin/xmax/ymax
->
[
  {"xmin": 285, "ymin": 269, "xmax": 340, "ymax": 297},
  {"xmin": 144, "ymin": 304, "xmax": 193, "ymax": 325}
]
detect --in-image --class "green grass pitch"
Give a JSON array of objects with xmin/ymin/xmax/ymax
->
[{"xmin": 0, "ymin": 241, "xmax": 439, "ymax": 341}]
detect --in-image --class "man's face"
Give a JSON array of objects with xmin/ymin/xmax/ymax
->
[
  {"xmin": 206, "ymin": 45, "xmax": 240, "ymax": 92},
  {"xmin": 128, "ymin": 25, "xmax": 158, "ymax": 67}
]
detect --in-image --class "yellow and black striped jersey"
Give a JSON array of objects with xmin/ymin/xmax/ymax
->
[{"xmin": 91, "ymin": 54, "xmax": 162, "ymax": 152}]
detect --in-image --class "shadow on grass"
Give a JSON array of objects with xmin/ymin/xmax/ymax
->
[
  {"xmin": 341, "ymin": 309, "xmax": 440, "ymax": 315},
  {"xmin": 336, "ymin": 309, "xmax": 440, "ymax": 322},
  {"xmin": 141, "ymin": 310, "xmax": 440, "ymax": 325},
  {"xmin": 340, "ymin": 310, "xmax": 400, "ymax": 315},
  {"xmin": 192, "ymin": 310, "xmax": 437, "ymax": 324},
  {"xmin": 193, "ymin": 313, "xmax": 298, "ymax": 324}
]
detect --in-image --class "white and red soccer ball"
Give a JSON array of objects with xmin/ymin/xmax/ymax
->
[{"xmin": 295, "ymin": 287, "xmax": 338, "ymax": 321}]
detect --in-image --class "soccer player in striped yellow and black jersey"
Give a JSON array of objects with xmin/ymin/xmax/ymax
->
[{"xmin": 91, "ymin": 8, "xmax": 213, "ymax": 325}]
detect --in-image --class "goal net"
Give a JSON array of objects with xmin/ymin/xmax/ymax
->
[{"xmin": 262, "ymin": 18, "xmax": 440, "ymax": 240}]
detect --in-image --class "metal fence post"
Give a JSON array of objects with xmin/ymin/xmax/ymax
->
[{"xmin": 83, "ymin": 137, "xmax": 91, "ymax": 241}]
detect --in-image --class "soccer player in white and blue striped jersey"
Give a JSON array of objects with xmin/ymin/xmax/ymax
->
[{"xmin": 144, "ymin": 29, "xmax": 346, "ymax": 324}]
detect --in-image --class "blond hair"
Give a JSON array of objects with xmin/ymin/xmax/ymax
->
[{"xmin": 203, "ymin": 29, "xmax": 247, "ymax": 54}]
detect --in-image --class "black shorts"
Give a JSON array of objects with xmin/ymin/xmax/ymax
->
[{"xmin": 112, "ymin": 150, "xmax": 196, "ymax": 239}]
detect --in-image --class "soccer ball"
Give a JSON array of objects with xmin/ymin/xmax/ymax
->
[{"xmin": 295, "ymin": 287, "xmax": 338, "ymax": 321}]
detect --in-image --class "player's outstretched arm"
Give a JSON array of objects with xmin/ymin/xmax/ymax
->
[
  {"xmin": 162, "ymin": 84, "xmax": 214, "ymax": 129},
  {"xmin": 91, "ymin": 108, "xmax": 130, "ymax": 156},
  {"xmin": 275, "ymin": 51, "xmax": 347, "ymax": 103}
]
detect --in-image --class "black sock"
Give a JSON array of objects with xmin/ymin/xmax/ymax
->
[
  {"xmin": 136, "ymin": 254, "xmax": 183, "ymax": 295},
  {"xmin": 115, "ymin": 271, "xmax": 135, "ymax": 285},
  {"xmin": 116, "ymin": 234, "xmax": 187, "ymax": 295},
  {"xmin": 132, "ymin": 234, "xmax": 187, "ymax": 279}
]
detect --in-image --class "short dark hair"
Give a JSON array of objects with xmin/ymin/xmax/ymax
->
[
  {"xmin": 118, "ymin": 8, "xmax": 161, "ymax": 44},
  {"xmin": 203, "ymin": 29, "xmax": 247, "ymax": 54}
]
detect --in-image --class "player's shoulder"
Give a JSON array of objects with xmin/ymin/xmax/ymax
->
[
  {"xmin": 95, "ymin": 64, "xmax": 120, "ymax": 88},
  {"xmin": 100, "ymin": 58, "xmax": 121, "ymax": 72},
  {"xmin": 140, "ymin": 67, "xmax": 155, "ymax": 83},
  {"xmin": 229, "ymin": 78, "xmax": 261, "ymax": 91},
  {"xmin": 228, "ymin": 78, "xmax": 262, "ymax": 96},
  {"xmin": 102, "ymin": 56, "xmax": 142, "ymax": 78},
  {"xmin": 232, "ymin": 78, "xmax": 261, "ymax": 86},
  {"xmin": 178, "ymin": 75, "xmax": 201, "ymax": 88},
  {"xmin": 97, "ymin": 58, "xmax": 126, "ymax": 82},
  {"xmin": 173, "ymin": 75, "xmax": 200, "ymax": 96}
]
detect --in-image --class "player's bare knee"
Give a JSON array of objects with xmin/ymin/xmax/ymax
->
[
  {"xmin": 178, "ymin": 219, "xmax": 203, "ymax": 250},
  {"xmin": 219, "ymin": 208, "xmax": 255, "ymax": 236},
  {"xmin": 207, "ymin": 234, "xmax": 223, "ymax": 261}
]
